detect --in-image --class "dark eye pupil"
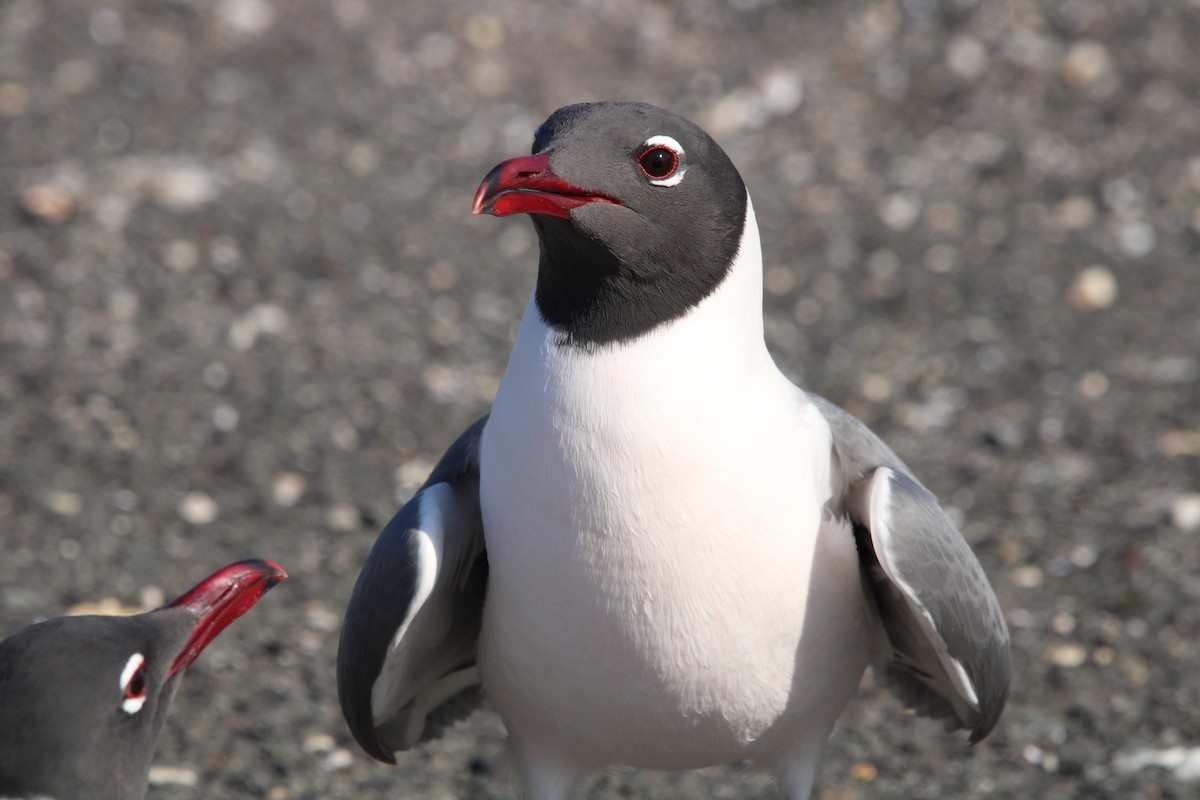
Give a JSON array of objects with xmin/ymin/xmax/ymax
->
[
  {"xmin": 639, "ymin": 147, "xmax": 677, "ymax": 179},
  {"xmin": 125, "ymin": 666, "xmax": 147, "ymax": 699}
]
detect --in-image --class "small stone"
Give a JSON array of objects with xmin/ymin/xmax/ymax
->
[
  {"xmin": 45, "ymin": 490, "xmax": 83, "ymax": 516},
  {"xmin": 1051, "ymin": 612, "xmax": 1077, "ymax": 635},
  {"xmin": 860, "ymin": 374, "xmax": 892, "ymax": 402},
  {"xmin": 878, "ymin": 192, "xmax": 921, "ymax": 231},
  {"xmin": 1069, "ymin": 544, "xmax": 1098, "ymax": 569},
  {"xmin": 147, "ymin": 765, "xmax": 198, "ymax": 787},
  {"xmin": 67, "ymin": 597, "xmax": 145, "ymax": 617},
  {"xmin": 179, "ymin": 492, "xmax": 218, "ymax": 525},
  {"xmin": 212, "ymin": 404, "xmax": 239, "ymax": 432},
  {"xmin": 217, "ymin": 0, "xmax": 276, "ymax": 35},
  {"xmin": 707, "ymin": 88, "xmax": 767, "ymax": 135},
  {"xmin": 1047, "ymin": 642, "xmax": 1087, "ymax": 668},
  {"xmin": 344, "ymin": 141, "xmax": 380, "ymax": 177},
  {"xmin": 266, "ymin": 787, "xmax": 289, "ymax": 800},
  {"xmin": 1116, "ymin": 220, "xmax": 1156, "ymax": 258},
  {"xmin": 323, "ymin": 748, "xmax": 355, "ymax": 771},
  {"xmin": 1114, "ymin": 746, "xmax": 1200, "ymax": 781},
  {"xmin": 848, "ymin": 762, "xmax": 878, "ymax": 782},
  {"xmin": 1062, "ymin": 41, "xmax": 1114, "ymax": 89},
  {"xmin": 1055, "ymin": 195, "xmax": 1096, "ymax": 230},
  {"xmin": 306, "ymin": 602, "xmax": 340, "ymax": 633},
  {"xmin": 326, "ymin": 502, "xmax": 362, "ymax": 532},
  {"xmin": 396, "ymin": 459, "xmax": 434, "ymax": 493},
  {"xmin": 462, "ymin": 14, "xmax": 504, "ymax": 51},
  {"xmin": 163, "ymin": 239, "xmax": 200, "ymax": 272},
  {"xmin": 1171, "ymin": 494, "xmax": 1200, "ymax": 531},
  {"xmin": 21, "ymin": 184, "xmax": 76, "ymax": 224},
  {"xmin": 0, "ymin": 82, "xmax": 30, "ymax": 117},
  {"xmin": 150, "ymin": 163, "xmax": 218, "ymax": 211},
  {"xmin": 467, "ymin": 60, "xmax": 509, "ymax": 98},
  {"xmin": 946, "ymin": 35, "xmax": 988, "ymax": 80},
  {"xmin": 1158, "ymin": 430, "xmax": 1200, "ymax": 458},
  {"xmin": 272, "ymin": 473, "xmax": 307, "ymax": 507},
  {"xmin": 1011, "ymin": 565, "xmax": 1044, "ymax": 589},
  {"xmin": 1078, "ymin": 370, "xmax": 1109, "ymax": 399},
  {"xmin": 759, "ymin": 68, "xmax": 803, "ymax": 116},
  {"xmin": 140, "ymin": 585, "xmax": 165, "ymax": 609},
  {"xmin": 1068, "ymin": 266, "xmax": 1118, "ymax": 310},
  {"xmin": 303, "ymin": 733, "xmax": 336, "ymax": 754},
  {"xmin": 89, "ymin": 9, "xmax": 125, "ymax": 47}
]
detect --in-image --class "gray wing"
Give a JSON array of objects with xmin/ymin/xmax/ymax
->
[
  {"xmin": 811, "ymin": 394, "xmax": 1011, "ymax": 743},
  {"xmin": 337, "ymin": 417, "xmax": 489, "ymax": 763}
]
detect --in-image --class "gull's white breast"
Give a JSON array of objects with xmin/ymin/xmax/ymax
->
[{"xmin": 477, "ymin": 202, "xmax": 870, "ymax": 769}]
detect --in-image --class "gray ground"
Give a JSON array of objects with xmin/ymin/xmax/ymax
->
[{"xmin": 2, "ymin": 0, "xmax": 1198, "ymax": 798}]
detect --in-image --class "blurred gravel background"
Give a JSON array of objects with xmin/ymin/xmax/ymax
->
[{"xmin": 2, "ymin": 0, "xmax": 1199, "ymax": 798}]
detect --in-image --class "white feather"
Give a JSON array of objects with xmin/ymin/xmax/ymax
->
[{"xmin": 477, "ymin": 198, "xmax": 871, "ymax": 773}]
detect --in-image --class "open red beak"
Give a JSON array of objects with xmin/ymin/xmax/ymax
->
[
  {"xmin": 471, "ymin": 153, "xmax": 621, "ymax": 219},
  {"xmin": 166, "ymin": 559, "xmax": 287, "ymax": 677}
]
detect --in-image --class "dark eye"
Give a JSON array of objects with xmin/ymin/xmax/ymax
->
[
  {"xmin": 120, "ymin": 652, "xmax": 149, "ymax": 714},
  {"xmin": 124, "ymin": 664, "xmax": 147, "ymax": 700},
  {"xmin": 638, "ymin": 147, "xmax": 678, "ymax": 180}
]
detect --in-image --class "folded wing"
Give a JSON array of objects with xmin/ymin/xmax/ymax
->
[
  {"xmin": 337, "ymin": 417, "xmax": 489, "ymax": 762},
  {"xmin": 812, "ymin": 395, "xmax": 1011, "ymax": 743}
]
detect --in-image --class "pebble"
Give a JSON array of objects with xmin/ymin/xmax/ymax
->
[
  {"xmin": 860, "ymin": 374, "xmax": 892, "ymax": 402},
  {"xmin": 303, "ymin": 733, "xmax": 336, "ymax": 754},
  {"xmin": 20, "ymin": 184, "xmax": 76, "ymax": 224},
  {"xmin": 323, "ymin": 748, "xmax": 355, "ymax": 771},
  {"xmin": 1061, "ymin": 41, "xmax": 1114, "ymax": 89},
  {"xmin": 1068, "ymin": 266, "xmax": 1118, "ymax": 310},
  {"xmin": 1078, "ymin": 370, "xmax": 1109, "ymax": 399},
  {"xmin": 0, "ymin": 82, "xmax": 30, "ymax": 116},
  {"xmin": 147, "ymin": 765, "xmax": 198, "ymax": 787},
  {"xmin": 1047, "ymin": 642, "xmax": 1088, "ymax": 668},
  {"xmin": 1114, "ymin": 746, "xmax": 1200, "ymax": 781},
  {"xmin": 878, "ymin": 192, "xmax": 921, "ymax": 231},
  {"xmin": 211, "ymin": 404, "xmax": 239, "ymax": 433},
  {"xmin": 150, "ymin": 163, "xmax": 219, "ymax": 211},
  {"xmin": 462, "ymin": 13, "xmax": 504, "ymax": 51},
  {"xmin": 305, "ymin": 602, "xmax": 340, "ymax": 633},
  {"xmin": 1011, "ymin": 565, "xmax": 1044, "ymax": 589},
  {"xmin": 946, "ymin": 35, "xmax": 988, "ymax": 80},
  {"xmin": 759, "ymin": 68, "xmax": 804, "ymax": 116},
  {"xmin": 1116, "ymin": 219, "xmax": 1156, "ymax": 257},
  {"xmin": 1171, "ymin": 494, "xmax": 1200, "ymax": 531},
  {"xmin": 396, "ymin": 458, "xmax": 434, "ymax": 493},
  {"xmin": 849, "ymin": 762, "xmax": 878, "ymax": 781},
  {"xmin": 1159, "ymin": 430, "xmax": 1200, "ymax": 458},
  {"xmin": 89, "ymin": 9, "xmax": 125, "ymax": 47},
  {"xmin": 179, "ymin": 491, "xmax": 219, "ymax": 525},
  {"xmin": 272, "ymin": 472, "xmax": 307, "ymax": 507},
  {"xmin": 217, "ymin": 0, "xmax": 276, "ymax": 36},
  {"xmin": 326, "ymin": 502, "xmax": 362, "ymax": 532},
  {"xmin": 45, "ymin": 490, "xmax": 83, "ymax": 516},
  {"xmin": 163, "ymin": 239, "xmax": 200, "ymax": 272},
  {"xmin": 1054, "ymin": 195, "xmax": 1096, "ymax": 230},
  {"xmin": 67, "ymin": 597, "xmax": 146, "ymax": 617}
]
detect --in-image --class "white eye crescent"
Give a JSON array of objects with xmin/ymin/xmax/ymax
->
[
  {"xmin": 638, "ymin": 135, "xmax": 686, "ymax": 186},
  {"xmin": 120, "ymin": 652, "xmax": 148, "ymax": 715}
]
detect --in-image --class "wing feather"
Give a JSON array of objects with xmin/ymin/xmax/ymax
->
[
  {"xmin": 812, "ymin": 395, "xmax": 1011, "ymax": 743},
  {"xmin": 337, "ymin": 417, "xmax": 489, "ymax": 762}
]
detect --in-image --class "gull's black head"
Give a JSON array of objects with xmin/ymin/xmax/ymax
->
[
  {"xmin": 0, "ymin": 560, "xmax": 286, "ymax": 800},
  {"xmin": 474, "ymin": 102, "xmax": 748, "ymax": 348}
]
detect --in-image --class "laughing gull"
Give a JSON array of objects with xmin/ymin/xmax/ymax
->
[
  {"xmin": 338, "ymin": 101, "xmax": 1010, "ymax": 799},
  {"xmin": 0, "ymin": 559, "xmax": 286, "ymax": 800}
]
